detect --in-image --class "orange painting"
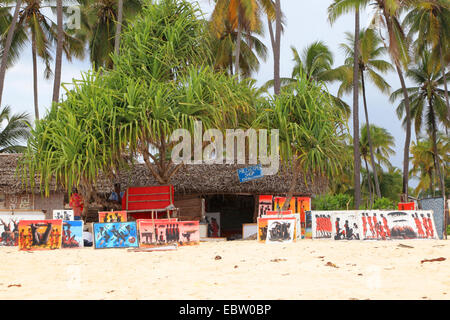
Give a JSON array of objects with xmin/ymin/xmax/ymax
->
[
  {"xmin": 273, "ymin": 197, "xmax": 296, "ymax": 212},
  {"xmin": 258, "ymin": 216, "xmax": 298, "ymax": 242},
  {"xmin": 98, "ymin": 211, "xmax": 127, "ymax": 223},
  {"xmin": 18, "ymin": 220, "xmax": 62, "ymax": 251},
  {"xmin": 297, "ymin": 197, "xmax": 311, "ymax": 239}
]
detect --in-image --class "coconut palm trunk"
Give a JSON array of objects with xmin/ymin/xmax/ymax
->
[
  {"xmin": 114, "ymin": 0, "xmax": 124, "ymax": 56},
  {"xmin": 364, "ymin": 156, "xmax": 373, "ymax": 207},
  {"xmin": 234, "ymin": 12, "xmax": 242, "ymax": 78},
  {"xmin": 439, "ymin": 44, "xmax": 450, "ymax": 127},
  {"xmin": 0, "ymin": 0, "xmax": 22, "ymax": 107},
  {"xmin": 361, "ymin": 70, "xmax": 381, "ymax": 198},
  {"xmin": 52, "ymin": 0, "xmax": 64, "ymax": 103},
  {"xmin": 31, "ymin": 31, "xmax": 39, "ymax": 120},
  {"xmin": 395, "ymin": 62, "xmax": 411, "ymax": 202},
  {"xmin": 273, "ymin": 0, "xmax": 281, "ymax": 95},
  {"xmin": 428, "ymin": 98, "xmax": 445, "ymax": 198},
  {"xmin": 353, "ymin": 8, "xmax": 361, "ymax": 209}
]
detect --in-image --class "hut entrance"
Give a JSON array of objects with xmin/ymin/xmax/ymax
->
[{"xmin": 204, "ymin": 194, "xmax": 255, "ymax": 240}]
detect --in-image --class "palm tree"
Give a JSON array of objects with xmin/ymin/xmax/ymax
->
[
  {"xmin": 410, "ymin": 134, "xmax": 449, "ymax": 197},
  {"xmin": 208, "ymin": 13, "xmax": 268, "ymax": 77},
  {"xmin": 0, "ymin": 105, "xmax": 30, "ymax": 153},
  {"xmin": 75, "ymin": 0, "xmax": 141, "ymax": 69},
  {"xmin": 336, "ymin": 28, "xmax": 394, "ymax": 198},
  {"xmin": 391, "ymin": 51, "xmax": 449, "ymax": 197},
  {"xmin": 328, "ymin": 0, "xmax": 362, "ymax": 209},
  {"xmin": 52, "ymin": 0, "xmax": 64, "ymax": 103},
  {"xmin": 0, "ymin": 0, "xmax": 27, "ymax": 108},
  {"xmin": 211, "ymin": 0, "xmax": 275, "ymax": 79},
  {"xmin": 263, "ymin": 42, "xmax": 351, "ymax": 117},
  {"xmin": 267, "ymin": 0, "xmax": 281, "ymax": 94},
  {"xmin": 114, "ymin": 0, "xmax": 123, "ymax": 55},
  {"xmin": 360, "ymin": 124, "xmax": 395, "ymax": 204},
  {"xmin": 403, "ymin": 0, "xmax": 450, "ymax": 125}
]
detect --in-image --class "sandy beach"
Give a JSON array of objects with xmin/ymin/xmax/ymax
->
[{"xmin": 1, "ymin": 239, "xmax": 449, "ymax": 300}]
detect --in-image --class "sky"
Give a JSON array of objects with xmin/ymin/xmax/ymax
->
[{"xmin": 2, "ymin": 0, "xmax": 417, "ymax": 178}]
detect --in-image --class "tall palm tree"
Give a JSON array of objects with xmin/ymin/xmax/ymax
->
[
  {"xmin": 114, "ymin": 0, "xmax": 123, "ymax": 55},
  {"xmin": 403, "ymin": 0, "xmax": 450, "ymax": 125},
  {"xmin": 328, "ymin": 0, "xmax": 362, "ymax": 209},
  {"xmin": 0, "ymin": 105, "xmax": 30, "ymax": 153},
  {"xmin": 391, "ymin": 51, "xmax": 449, "ymax": 197},
  {"xmin": 336, "ymin": 28, "xmax": 394, "ymax": 198},
  {"xmin": 211, "ymin": 0, "xmax": 275, "ymax": 79},
  {"xmin": 0, "ymin": 0, "xmax": 27, "ymax": 108},
  {"xmin": 52, "ymin": 0, "xmax": 64, "ymax": 103},
  {"xmin": 75, "ymin": 0, "xmax": 141, "ymax": 69}
]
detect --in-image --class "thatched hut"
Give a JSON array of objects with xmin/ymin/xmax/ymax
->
[{"xmin": 0, "ymin": 153, "xmax": 327, "ymax": 238}]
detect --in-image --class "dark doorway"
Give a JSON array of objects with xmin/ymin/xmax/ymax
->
[{"xmin": 204, "ymin": 194, "xmax": 255, "ymax": 240}]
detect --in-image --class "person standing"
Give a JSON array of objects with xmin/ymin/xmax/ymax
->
[{"xmin": 69, "ymin": 189, "xmax": 84, "ymax": 221}]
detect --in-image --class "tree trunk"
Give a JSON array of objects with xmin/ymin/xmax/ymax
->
[
  {"xmin": 0, "ymin": 0, "xmax": 22, "ymax": 107},
  {"xmin": 234, "ymin": 12, "xmax": 242, "ymax": 79},
  {"xmin": 353, "ymin": 8, "xmax": 361, "ymax": 209},
  {"xmin": 31, "ymin": 31, "xmax": 39, "ymax": 120},
  {"xmin": 282, "ymin": 159, "xmax": 300, "ymax": 211},
  {"xmin": 52, "ymin": 0, "xmax": 64, "ymax": 103},
  {"xmin": 439, "ymin": 44, "xmax": 450, "ymax": 127},
  {"xmin": 273, "ymin": 0, "xmax": 281, "ymax": 95},
  {"xmin": 114, "ymin": 0, "xmax": 124, "ymax": 56},
  {"xmin": 364, "ymin": 157, "xmax": 372, "ymax": 208},
  {"xmin": 429, "ymin": 99, "xmax": 445, "ymax": 199},
  {"xmin": 361, "ymin": 70, "xmax": 381, "ymax": 198},
  {"xmin": 395, "ymin": 63, "xmax": 411, "ymax": 202}
]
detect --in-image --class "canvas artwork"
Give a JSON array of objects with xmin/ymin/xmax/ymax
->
[
  {"xmin": 360, "ymin": 211, "xmax": 438, "ymax": 240},
  {"xmin": 18, "ymin": 220, "xmax": 63, "ymax": 250},
  {"xmin": 62, "ymin": 220, "xmax": 84, "ymax": 248},
  {"xmin": 242, "ymin": 223, "xmax": 257, "ymax": 239},
  {"xmin": 266, "ymin": 219, "xmax": 296, "ymax": 243},
  {"xmin": 305, "ymin": 211, "xmax": 312, "ymax": 239},
  {"xmin": 93, "ymin": 222, "xmax": 138, "ymax": 249},
  {"xmin": 331, "ymin": 211, "xmax": 361, "ymax": 240},
  {"xmin": 0, "ymin": 212, "xmax": 45, "ymax": 246},
  {"xmin": 258, "ymin": 195, "xmax": 273, "ymax": 217},
  {"xmin": 258, "ymin": 216, "xmax": 299, "ymax": 242},
  {"xmin": 98, "ymin": 211, "xmax": 127, "ymax": 223},
  {"xmin": 138, "ymin": 220, "xmax": 200, "ymax": 247},
  {"xmin": 273, "ymin": 197, "xmax": 296, "ymax": 212},
  {"xmin": 205, "ymin": 212, "xmax": 220, "ymax": 237},
  {"xmin": 53, "ymin": 210, "xmax": 74, "ymax": 221},
  {"xmin": 297, "ymin": 197, "xmax": 311, "ymax": 239},
  {"xmin": 311, "ymin": 212, "xmax": 333, "ymax": 239},
  {"xmin": 398, "ymin": 202, "xmax": 415, "ymax": 210},
  {"xmin": 420, "ymin": 197, "xmax": 445, "ymax": 239}
]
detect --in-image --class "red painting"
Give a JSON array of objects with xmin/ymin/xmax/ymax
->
[
  {"xmin": 398, "ymin": 202, "xmax": 415, "ymax": 210},
  {"xmin": 137, "ymin": 220, "xmax": 199, "ymax": 247},
  {"xmin": 258, "ymin": 195, "xmax": 273, "ymax": 217}
]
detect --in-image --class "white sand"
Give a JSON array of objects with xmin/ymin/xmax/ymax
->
[{"xmin": 1, "ymin": 240, "xmax": 449, "ymax": 300}]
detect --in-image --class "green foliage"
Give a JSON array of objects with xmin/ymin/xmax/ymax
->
[
  {"xmin": 313, "ymin": 193, "xmax": 354, "ymax": 210},
  {"xmin": 372, "ymin": 197, "xmax": 395, "ymax": 209}
]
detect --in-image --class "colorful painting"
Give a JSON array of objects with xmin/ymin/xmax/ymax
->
[
  {"xmin": 311, "ymin": 212, "xmax": 333, "ymax": 239},
  {"xmin": 332, "ymin": 212, "xmax": 361, "ymax": 240},
  {"xmin": 0, "ymin": 212, "xmax": 45, "ymax": 246},
  {"xmin": 258, "ymin": 216, "xmax": 298, "ymax": 242},
  {"xmin": 93, "ymin": 222, "xmax": 138, "ymax": 249},
  {"xmin": 98, "ymin": 211, "xmax": 127, "ymax": 223},
  {"xmin": 266, "ymin": 219, "xmax": 296, "ymax": 243},
  {"xmin": 62, "ymin": 220, "xmax": 84, "ymax": 248},
  {"xmin": 205, "ymin": 212, "xmax": 220, "ymax": 237},
  {"xmin": 138, "ymin": 220, "xmax": 200, "ymax": 247},
  {"xmin": 53, "ymin": 210, "xmax": 74, "ymax": 221},
  {"xmin": 361, "ymin": 211, "xmax": 438, "ymax": 240},
  {"xmin": 18, "ymin": 220, "xmax": 63, "ymax": 250},
  {"xmin": 305, "ymin": 211, "xmax": 312, "ymax": 239},
  {"xmin": 297, "ymin": 197, "xmax": 311, "ymax": 239},
  {"xmin": 273, "ymin": 197, "xmax": 296, "ymax": 212},
  {"xmin": 258, "ymin": 195, "xmax": 273, "ymax": 217},
  {"xmin": 398, "ymin": 202, "xmax": 415, "ymax": 210}
]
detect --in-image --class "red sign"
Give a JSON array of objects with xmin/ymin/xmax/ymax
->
[{"xmin": 398, "ymin": 202, "xmax": 415, "ymax": 210}]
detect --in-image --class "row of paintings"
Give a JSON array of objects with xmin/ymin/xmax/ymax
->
[{"xmin": 311, "ymin": 210, "xmax": 438, "ymax": 240}]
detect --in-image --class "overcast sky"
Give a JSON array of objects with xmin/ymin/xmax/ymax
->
[{"xmin": 2, "ymin": 0, "xmax": 418, "ymax": 177}]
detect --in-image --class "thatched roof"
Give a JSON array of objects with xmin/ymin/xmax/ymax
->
[{"xmin": 0, "ymin": 154, "xmax": 327, "ymax": 196}]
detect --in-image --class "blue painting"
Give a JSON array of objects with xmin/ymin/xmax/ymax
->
[
  {"xmin": 237, "ymin": 164, "xmax": 263, "ymax": 183},
  {"xmin": 62, "ymin": 220, "xmax": 84, "ymax": 248},
  {"xmin": 93, "ymin": 222, "xmax": 139, "ymax": 249}
]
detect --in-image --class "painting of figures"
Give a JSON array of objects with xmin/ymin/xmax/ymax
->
[
  {"xmin": 266, "ymin": 219, "xmax": 296, "ymax": 244},
  {"xmin": 98, "ymin": 211, "xmax": 127, "ymax": 223},
  {"xmin": 305, "ymin": 211, "xmax": 312, "ymax": 239},
  {"xmin": 0, "ymin": 212, "xmax": 45, "ymax": 246},
  {"xmin": 273, "ymin": 197, "xmax": 296, "ymax": 212},
  {"xmin": 62, "ymin": 220, "xmax": 84, "ymax": 248},
  {"xmin": 93, "ymin": 222, "xmax": 138, "ymax": 249},
  {"xmin": 138, "ymin": 220, "xmax": 200, "ymax": 247},
  {"xmin": 53, "ymin": 210, "xmax": 74, "ymax": 221},
  {"xmin": 258, "ymin": 195, "xmax": 273, "ymax": 217},
  {"xmin": 18, "ymin": 220, "xmax": 63, "ymax": 250},
  {"xmin": 311, "ymin": 212, "xmax": 333, "ymax": 239},
  {"xmin": 258, "ymin": 216, "xmax": 298, "ymax": 242},
  {"xmin": 332, "ymin": 212, "xmax": 361, "ymax": 240},
  {"xmin": 360, "ymin": 211, "xmax": 438, "ymax": 240}
]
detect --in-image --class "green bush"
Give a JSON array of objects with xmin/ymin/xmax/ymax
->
[
  {"xmin": 313, "ymin": 194, "xmax": 354, "ymax": 210},
  {"xmin": 372, "ymin": 197, "xmax": 395, "ymax": 210}
]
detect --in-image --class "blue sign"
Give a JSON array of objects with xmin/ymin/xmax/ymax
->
[{"xmin": 238, "ymin": 164, "xmax": 264, "ymax": 183}]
